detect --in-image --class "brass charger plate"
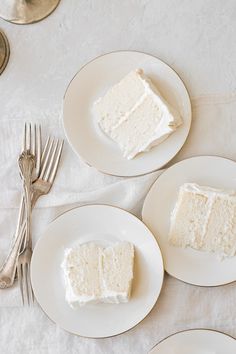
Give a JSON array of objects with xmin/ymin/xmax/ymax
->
[
  {"xmin": 0, "ymin": 30, "xmax": 10, "ymax": 75},
  {"xmin": 0, "ymin": 0, "xmax": 61, "ymax": 25}
]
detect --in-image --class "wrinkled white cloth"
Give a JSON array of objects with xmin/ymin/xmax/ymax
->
[
  {"xmin": 0, "ymin": 0, "xmax": 236, "ymax": 353},
  {"xmin": 0, "ymin": 89, "xmax": 235, "ymax": 354}
]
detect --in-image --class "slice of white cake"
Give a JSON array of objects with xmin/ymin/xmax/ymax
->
[
  {"xmin": 94, "ymin": 69, "xmax": 182, "ymax": 159},
  {"xmin": 62, "ymin": 241, "xmax": 134, "ymax": 307},
  {"xmin": 168, "ymin": 183, "xmax": 236, "ymax": 257}
]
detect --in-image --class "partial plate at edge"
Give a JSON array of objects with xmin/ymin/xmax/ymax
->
[
  {"xmin": 142, "ymin": 156, "xmax": 236, "ymax": 286},
  {"xmin": 149, "ymin": 329, "xmax": 236, "ymax": 354}
]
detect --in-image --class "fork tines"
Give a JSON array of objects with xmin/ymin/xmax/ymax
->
[
  {"xmin": 40, "ymin": 137, "xmax": 64, "ymax": 183},
  {"xmin": 23, "ymin": 122, "xmax": 42, "ymax": 178}
]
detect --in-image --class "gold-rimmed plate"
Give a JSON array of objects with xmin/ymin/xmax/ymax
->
[
  {"xmin": 63, "ymin": 50, "xmax": 191, "ymax": 177},
  {"xmin": 142, "ymin": 156, "xmax": 236, "ymax": 287},
  {"xmin": 149, "ymin": 329, "xmax": 236, "ymax": 354},
  {"xmin": 31, "ymin": 204, "xmax": 164, "ymax": 338}
]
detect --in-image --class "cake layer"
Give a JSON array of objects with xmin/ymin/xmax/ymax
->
[
  {"xmin": 94, "ymin": 69, "xmax": 182, "ymax": 159},
  {"xmin": 168, "ymin": 183, "xmax": 236, "ymax": 257},
  {"xmin": 101, "ymin": 242, "xmax": 134, "ymax": 303},
  {"xmin": 62, "ymin": 243, "xmax": 101, "ymax": 307}
]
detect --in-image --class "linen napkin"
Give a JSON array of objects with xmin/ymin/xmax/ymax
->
[{"xmin": 0, "ymin": 94, "xmax": 236, "ymax": 307}]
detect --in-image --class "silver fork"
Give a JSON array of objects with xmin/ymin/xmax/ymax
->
[
  {"xmin": 0, "ymin": 137, "xmax": 63, "ymax": 291},
  {"xmin": 17, "ymin": 137, "xmax": 64, "ymax": 305},
  {"xmin": 15, "ymin": 123, "xmax": 41, "ymax": 240},
  {"xmin": 0, "ymin": 123, "xmax": 41, "ymax": 289},
  {"xmin": 17, "ymin": 123, "xmax": 38, "ymax": 305}
]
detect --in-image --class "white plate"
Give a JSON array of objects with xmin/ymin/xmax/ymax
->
[
  {"xmin": 149, "ymin": 329, "xmax": 236, "ymax": 354},
  {"xmin": 63, "ymin": 50, "xmax": 191, "ymax": 177},
  {"xmin": 31, "ymin": 205, "xmax": 164, "ymax": 338},
  {"xmin": 142, "ymin": 156, "xmax": 236, "ymax": 286}
]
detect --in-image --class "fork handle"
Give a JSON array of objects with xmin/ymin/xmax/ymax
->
[
  {"xmin": 0, "ymin": 192, "xmax": 40, "ymax": 289},
  {"xmin": 0, "ymin": 221, "xmax": 26, "ymax": 289}
]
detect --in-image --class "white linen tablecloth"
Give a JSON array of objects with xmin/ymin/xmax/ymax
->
[{"xmin": 0, "ymin": 1, "xmax": 236, "ymax": 353}]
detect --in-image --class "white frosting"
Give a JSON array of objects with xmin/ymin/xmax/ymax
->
[{"xmin": 94, "ymin": 69, "xmax": 182, "ymax": 159}]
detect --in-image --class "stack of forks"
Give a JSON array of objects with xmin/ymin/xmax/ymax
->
[{"xmin": 0, "ymin": 123, "xmax": 63, "ymax": 305}]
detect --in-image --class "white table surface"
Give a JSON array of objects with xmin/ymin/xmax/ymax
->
[{"xmin": 0, "ymin": 1, "xmax": 236, "ymax": 353}]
